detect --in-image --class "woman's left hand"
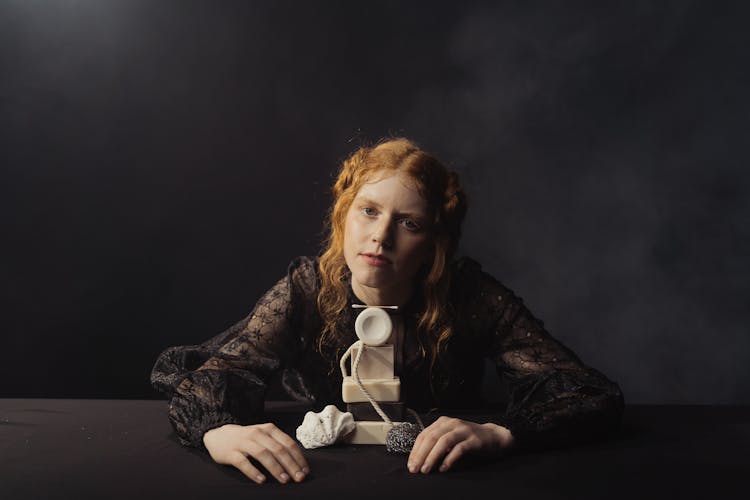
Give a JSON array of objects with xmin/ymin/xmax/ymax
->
[{"xmin": 407, "ymin": 417, "xmax": 515, "ymax": 474}]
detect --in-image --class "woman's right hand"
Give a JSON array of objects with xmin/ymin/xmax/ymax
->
[{"xmin": 202, "ymin": 423, "xmax": 310, "ymax": 484}]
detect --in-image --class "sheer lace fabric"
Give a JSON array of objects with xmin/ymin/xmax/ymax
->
[{"xmin": 151, "ymin": 255, "xmax": 624, "ymax": 451}]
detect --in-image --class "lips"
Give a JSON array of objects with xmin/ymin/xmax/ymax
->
[{"xmin": 361, "ymin": 253, "xmax": 391, "ymax": 264}]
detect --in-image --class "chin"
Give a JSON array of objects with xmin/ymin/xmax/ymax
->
[{"xmin": 353, "ymin": 269, "xmax": 390, "ymax": 286}]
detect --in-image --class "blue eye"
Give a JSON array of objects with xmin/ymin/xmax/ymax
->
[
  {"xmin": 402, "ymin": 219, "xmax": 420, "ymax": 231},
  {"xmin": 361, "ymin": 207, "xmax": 421, "ymax": 231}
]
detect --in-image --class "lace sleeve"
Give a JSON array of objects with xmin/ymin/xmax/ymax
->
[
  {"xmin": 150, "ymin": 256, "xmax": 317, "ymax": 450},
  {"xmin": 476, "ymin": 268, "xmax": 625, "ymax": 451}
]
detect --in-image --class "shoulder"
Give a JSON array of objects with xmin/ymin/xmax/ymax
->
[
  {"xmin": 448, "ymin": 255, "xmax": 514, "ymax": 305},
  {"xmin": 450, "ymin": 255, "xmax": 483, "ymax": 277},
  {"xmin": 286, "ymin": 255, "xmax": 321, "ymax": 294},
  {"xmin": 287, "ymin": 254, "xmax": 319, "ymax": 273},
  {"xmin": 449, "ymin": 255, "xmax": 491, "ymax": 292}
]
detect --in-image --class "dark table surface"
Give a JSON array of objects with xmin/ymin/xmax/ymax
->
[{"xmin": 1, "ymin": 399, "xmax": 748, "ymax": 499}]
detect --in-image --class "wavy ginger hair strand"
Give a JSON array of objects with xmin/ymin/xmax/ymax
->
[{"xmin": 316, "ymin": 138, "xmax": 468, "ymax": 382}]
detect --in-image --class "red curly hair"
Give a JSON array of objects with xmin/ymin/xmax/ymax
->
[{"xmin": 316, "ymin": 137, "xmax": 468, "ymax": 379}]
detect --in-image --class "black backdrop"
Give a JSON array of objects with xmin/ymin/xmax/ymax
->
[{"xmin": 1, "ymin": 0, "xmax": 748, "ymax": 404}]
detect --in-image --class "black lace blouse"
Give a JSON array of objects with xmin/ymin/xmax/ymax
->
[{"xmin": 150, "ymin": 255, "xmax": 624, "ymax": 452}]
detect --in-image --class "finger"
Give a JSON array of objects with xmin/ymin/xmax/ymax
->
[
  {"xmin": 244, "ymin": 439, "xmax": 290, "ymax": 484},
  {"xmin": 408, "ymin": 422, "xmax": 445, "ymax": 472},
  {"xmin": 408, "ymin": 419, "xmax": 451, "ymax": 473},
  {"xmin": 408, "ymin": 416, "xmax": 458, "ymax": 472},
  {"xmin": 266, "ymin": 425, "xmax": 311, "ymax": 478},
  {"xmin": 421, "ymin": 430, "xmax": 465, "ymax": 474},
  {"xmin": 253, "ymin": 430, "xmax": 306, "ymax": 483},
  {"xmin": 439, "ymin": 439, "xmax": 476, "ymax": 473},
  {"xmin": 231, "ymin": 453, "xmax": 266, "ymax": 484},
  {"xmin": 258, "ymin": 430, "xmax": 307, "ymax": 483},
  {"xmin": 408, "ymin": 429, "xmax": 438, "ymax": 473},
  {"xmin": 408, "ymin": 433, "xmax": 424, "ymax": 466}
]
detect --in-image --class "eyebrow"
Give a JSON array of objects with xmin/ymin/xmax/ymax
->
[{"xmin": 355, "ymin": 197, "xmax": 428, "ymax": 220}]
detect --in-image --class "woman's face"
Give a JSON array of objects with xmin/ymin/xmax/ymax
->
[{"xmin": 343, "ymin": 170, "xmax": 434, "ymax": 305}]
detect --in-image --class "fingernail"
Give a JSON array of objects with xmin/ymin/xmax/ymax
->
[
  {"xmin": 256, "ymin": 474, "xmax": 265, "ymax": 483},
  {"xmin": 294, "ymin": 471, "xmax": 305, "ymax": 481},
  {"xmin": 280, "ymin": 472, "xmax": 289, "ymax": 482},
  {"xmin": 421, "ymin": 464, "xmax": 430, "ymax": 474},
  {"xmin": 439, "ymin": 464, "xmax": 448, "ymax": 472},
  {"xmin": 302, "ymin": 467, "xmax": 310, "ymax": 474}
]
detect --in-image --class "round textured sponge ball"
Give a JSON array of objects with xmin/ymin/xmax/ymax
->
[{"xmin": 386, "ymin": 422, "xmax": 421, "ymax": 454}]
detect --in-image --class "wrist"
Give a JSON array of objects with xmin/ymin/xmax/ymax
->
[
  {"xmin": 203, "ymin": 423, "xmax": 233, "ymax": 445},
  {"xmin": 482, "ymin": 422, "xmax": 515, "ymax": 450}
]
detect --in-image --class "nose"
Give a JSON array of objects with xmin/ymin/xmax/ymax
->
[{"xmin": 372, "ymin": 219, "xmax": 394, "ymax": 249}]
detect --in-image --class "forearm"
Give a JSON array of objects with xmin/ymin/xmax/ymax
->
[
  {"xmin": 498, "ymin": 369, "xmax": 625, "ymax": 451},
  {"xmin": 168, "ymin": 368, "xmax": 266, "ymax": 449}
]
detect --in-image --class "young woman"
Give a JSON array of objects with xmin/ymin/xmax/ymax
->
[{"xmin": 151, "ymin": 137, "xmax": 624, "ymax": 484}]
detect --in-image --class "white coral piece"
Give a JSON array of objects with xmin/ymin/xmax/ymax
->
[{"xmin": 295, "ymin": 405, "xmax": 355, "ymax": 449}]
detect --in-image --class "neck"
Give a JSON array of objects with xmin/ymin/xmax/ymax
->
[{"xmin": 350, "ymin": 278, "xmax": 416, "ymax": 307}]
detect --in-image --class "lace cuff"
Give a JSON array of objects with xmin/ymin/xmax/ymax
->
[
  {"xmin": 167, "ymin": 368, "xmax": 267, "ymax": 450},
  {"xmin": 491, "ymin": 368, "xmax": 625, "ymax": 452}
]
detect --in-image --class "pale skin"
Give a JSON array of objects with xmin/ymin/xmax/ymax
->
[
  {"xmin": 202, "ymin": 170, "xmax": 514, "ymax": 484},
  {"xmin": 203, "ymin": 423, "xmax": 309, "ymax": 484}
]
